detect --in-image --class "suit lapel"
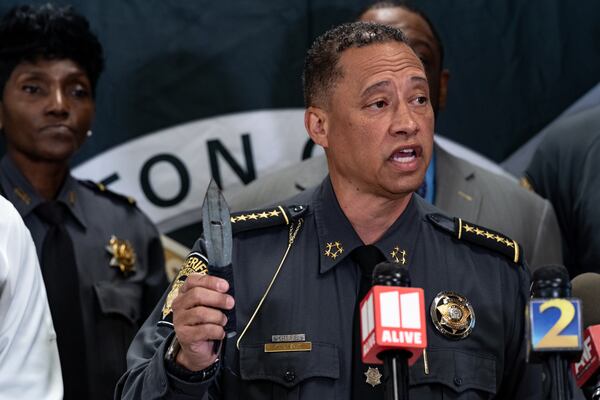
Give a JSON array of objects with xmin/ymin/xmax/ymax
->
[{"xmin": 434, "ymin": 143, "xmax": 482, "ymax": 222}]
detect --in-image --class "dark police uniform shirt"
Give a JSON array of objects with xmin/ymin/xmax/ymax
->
[
  {"xmin": 117, "ymin": 176, "xmax": 531, "ymax": 400},
  {"xmin": 0, "ymin": 156, "xmax": 168, "ymax": 400}
]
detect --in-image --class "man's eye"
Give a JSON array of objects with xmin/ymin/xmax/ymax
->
[
  {"xmin": 414, "ymin": 96, "xmax": 428, "ymax": 105},
  {"xmin": 22, "ymin": 84, "xmax": 40, "ymax": 94},
  {"xmin": 369, "ymin": 100, "xmax": 387, "ymax": 109}
]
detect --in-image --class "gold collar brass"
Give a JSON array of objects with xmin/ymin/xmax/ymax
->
[
  {"xmin": 390, "ymin": 246, "xmax": 407, "ymax": 265},
  {"xmin": 324, "ymin": 241, "xmax": 344, "ymax": 260}
]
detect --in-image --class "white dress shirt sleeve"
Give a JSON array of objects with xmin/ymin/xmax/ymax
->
[{"xmin": 0, "ymin": 196, "xmax": 63, "ymax": 400}]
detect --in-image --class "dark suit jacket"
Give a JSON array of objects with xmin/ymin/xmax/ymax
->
[
  {"xmin": 525, "ymin": 103, "xmax": 600, "ymax": 276},
  {"xmin": 226, "ymin": 143, "xmax": 562, "ymax": 269}
]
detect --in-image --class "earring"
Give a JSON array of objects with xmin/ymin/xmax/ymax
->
[{"xmin": 86, "ymin": 130, "xmax": 93, "ymax": 137}]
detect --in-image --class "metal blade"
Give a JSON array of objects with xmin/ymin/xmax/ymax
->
[{"xmin": 201, "ymin": 179, "xmax": 232, "ymax": 268}]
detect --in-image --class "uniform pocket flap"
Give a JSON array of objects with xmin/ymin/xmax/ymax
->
[
  {"xmin": 410, "ymin": 348, "xmax": 497, "ymax": 394},
  {"xmin": 94, "ymin": 281, "xmax": 142, "ymax": 323},
  {"xmin": 239, "ymin": 341, "xmax": 339, "ymax": 388}
]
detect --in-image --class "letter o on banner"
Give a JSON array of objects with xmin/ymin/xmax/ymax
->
[{"xmin": 140, "ymin": 154, "xmax": 190, "ymax": 207}]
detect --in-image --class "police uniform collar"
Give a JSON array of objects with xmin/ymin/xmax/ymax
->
[
  {"xmin": 0, "ymin": 156, "xmax": 87, "ymax": 229},
  {"xmin": 314, "ymin": 177, "xmax": 363, "ymax": 273},
  {"xmin": 374, "ymin": 194, "xmax": 423, "ymax": 266},
  {"xmin": 55, "ymin": 174, "xmax": 88, "ymax": 229},
  {"xmin": 314, "ymin": 176, "xmax": 423, "ymax": 274}
]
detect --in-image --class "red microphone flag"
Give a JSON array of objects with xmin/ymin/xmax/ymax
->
[
  {"xmin": 572, "ymin": 325, "xmax": 600, "ymax": 388},
  {"xmin": 360, "ymin": 286, "xmax": 427, "ymax": 365}
]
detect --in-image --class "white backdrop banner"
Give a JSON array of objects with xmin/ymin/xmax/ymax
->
[{"xmin": 73, "ymin": 109, "xmax": 322, "ymax": 232}]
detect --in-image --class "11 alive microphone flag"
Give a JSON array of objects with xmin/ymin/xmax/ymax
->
[
  {"xmin": 528, "ymin": 298, "xmax": 583, "ymax": 353},
  {"xmin": 360, "ymin": 286, "xmax": 427, "ymax": 365}
]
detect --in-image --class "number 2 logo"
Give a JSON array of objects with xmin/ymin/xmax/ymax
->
[{"xmin": 536, "ymin": 299, "xmax": 579, "ymax": 348}]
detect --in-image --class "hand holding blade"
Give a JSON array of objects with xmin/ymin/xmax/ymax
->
[{"xmin": 201, "ymin": 179, "xmax": 236, "ymax": 337}]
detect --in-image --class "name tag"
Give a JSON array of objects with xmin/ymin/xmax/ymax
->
[{"xmin": 264, "ymin": 342, "xmax": 312, "ymax": 353}]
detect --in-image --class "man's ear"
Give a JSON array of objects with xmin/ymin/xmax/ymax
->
[
  {"xmin": 0, "ymin": 102, "xmax": 3, "ymax": 131},
  {"xmin": 304, "ymin": 106, "xmax": 329, "ymax": 149},
  {"xmin": 438, "ymin": 69, "xmax": 450, "ymax": 111}
]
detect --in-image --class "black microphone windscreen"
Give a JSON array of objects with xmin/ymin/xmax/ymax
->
[
  {"xmin": 572, "ymin": 272, "xmax": 600, "ymax": 328},
  {"xmin": 532, "ymin": 264, "xmax": 570, "ymax": 282},
  {"xmin": 372, "ymin": 262, "xmax": 410, "ymax": 287},
  {"xmin": 531, "ymin": 264, "xmax": 571, "ymax": 298}
]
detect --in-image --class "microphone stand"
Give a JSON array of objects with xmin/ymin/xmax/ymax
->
[
  {"xmin": 382, "ymin": 350, "xmax": 410, "ymax": 400},
  {"xmin": 532, "ymin": 266, "xmax": 576, "ymax": 400},
  {"xmin": 372, "ymin": 262, "xmax": 413, "ymax": 400},
  {"xmin": 545, "ymin": 355, "xmax": 570, "ymax": 400}
]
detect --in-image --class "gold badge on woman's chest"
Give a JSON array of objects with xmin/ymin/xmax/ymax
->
[{"xmin": 106, "ymin": 235, "xmax": 136, "ymax": 275}]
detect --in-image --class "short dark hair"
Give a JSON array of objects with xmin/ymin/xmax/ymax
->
[
  {"xmin": 359, "ymin": 1, "xmax": 445, "ymax": 68},
  {"xmin": 302, "ymin": 21, "xmax": 407, "ymax": 107},
  {"xmin": 0, "ymin": 3, "xmax": 104, "ymax": 97}
]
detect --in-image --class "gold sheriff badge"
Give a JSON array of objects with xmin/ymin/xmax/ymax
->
[
  {"xmin": 430, "ymin": 291, "xmax": 475, "ymax": 340},
  {"xmin": 106, "ymin": 235, "xmax": 136, "ymax": 275}
]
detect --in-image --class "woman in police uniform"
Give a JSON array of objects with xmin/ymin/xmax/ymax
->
[{"xmin": 0, "ymin": 5, "xmax": 168, "ymax": 399}]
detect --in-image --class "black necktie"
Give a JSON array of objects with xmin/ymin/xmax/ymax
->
[
  {"xmin": 35, "ymin": 201, "xmax": 88, "ymax": 399},
  {"xmin": 351, "ymin": 245, "xmax": 386, "ymax": 399}
]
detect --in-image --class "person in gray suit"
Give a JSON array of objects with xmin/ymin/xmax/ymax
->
[
  {"xmin": 524, "ymin": 102, "xmax": 600, "ymax": 277},
  {"xmin": 226, "ymin": 1, "xmax": 562, "ymax": 269}
]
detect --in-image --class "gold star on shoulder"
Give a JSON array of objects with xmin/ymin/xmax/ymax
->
[{"xmin": 106, "ymin": 235, "xmax": 136, "ymax": 274}]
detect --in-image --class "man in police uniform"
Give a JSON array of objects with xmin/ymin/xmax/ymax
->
[
  {"xmin": 0, "ymin": 5, "xmax": 168, "ymax": 399},
  {"xmin": 226, "ymin": 1, "xmax": 562, "ymax": 271},
  {"xmin": 117, "ymin": 22, "xmax": 535, "ymax": 399}
]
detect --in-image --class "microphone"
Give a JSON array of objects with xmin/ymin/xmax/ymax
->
[
  {"xmin": 360, "ymin": 262, "xmax": 427, "ymax": 400},
  {"xmin": 571, "ymin": 273, "xmax": 600, "ymax": 399},
  {"xmin": 527, "ymin": 265, "xmax": 583, "ymax": 400}
]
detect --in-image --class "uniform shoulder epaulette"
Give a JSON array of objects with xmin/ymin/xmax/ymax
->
[
  {"xmin": 79, "ymin": 180, "xmax": 137, "ymax": 206},
  {"xmin": 158, "ymin": 203, "xmax": 309, "ymax": 325},
  {"xmin": 427, "ymin": 213, "xmax": 522, "ymax": 265},
  {"xmin": 230, "ymin": 204, "xmax": 307, "ymax": 234}
]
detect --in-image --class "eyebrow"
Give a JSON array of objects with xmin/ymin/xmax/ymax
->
[
  {"xmin": 17, "ymin": 69, "xmax": 88, "ymax": 80},
  {"xmin": 361, "ymin": 76, "xmax": 428, "ymax": 98},
  {"xmin": 361, "ymin": 80, "xmax": 392, "ymax": 99},
  {"xmin": 410, "ymin": 76, "xmax": 428, "ymax": 86}
]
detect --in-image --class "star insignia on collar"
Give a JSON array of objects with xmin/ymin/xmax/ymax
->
[
  {"xmin": 390, "ymin": 246, "xmax": 407, "ymax": 265},
  {"xmin": 324, "ymin": 241, "xmax": 344, "ymax": 260},
  {"xmin": 106, "ymin": 235, "xmax": 136, "ymax": 275},
  {"xmin": 364, "ymin": 366, "xmax": 382, "ymax": 387}
]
